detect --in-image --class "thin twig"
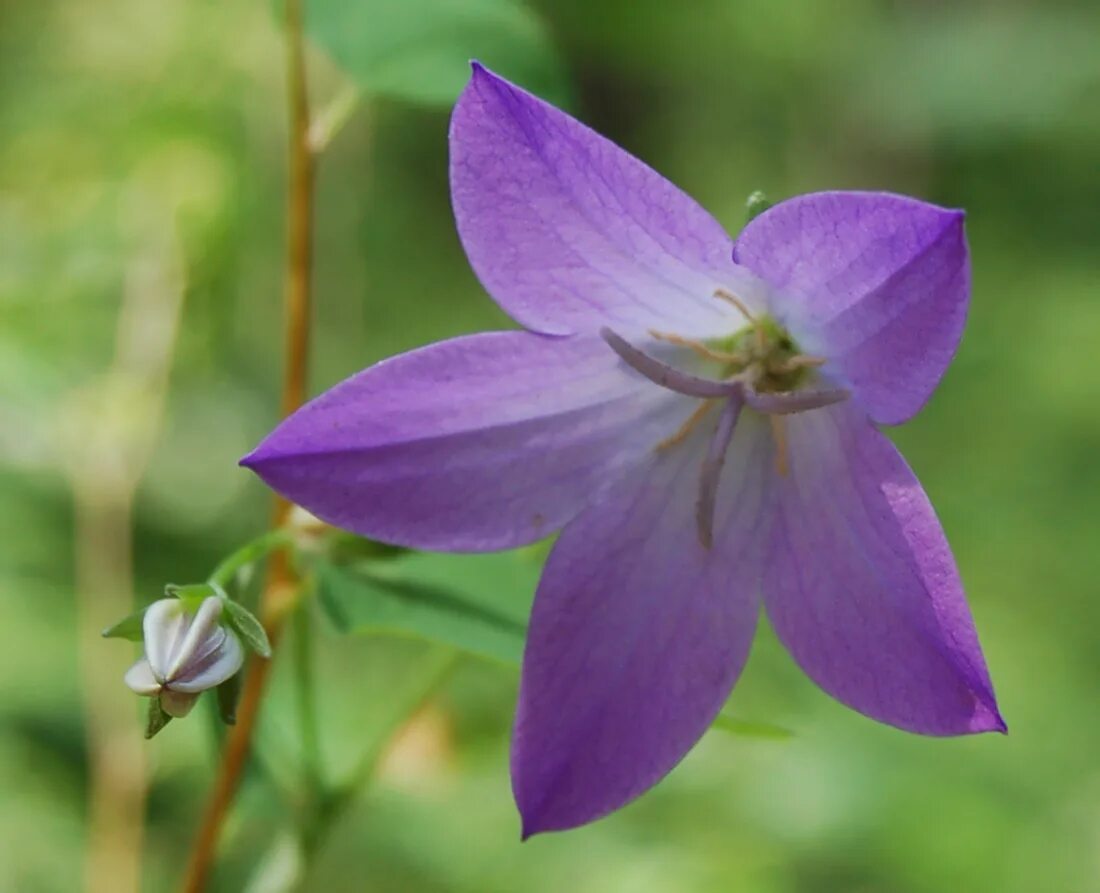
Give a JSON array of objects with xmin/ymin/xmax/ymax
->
[
  {"xmin": 69, "ymin": 225, "xmax": 186, "ymax": 893},
  {"xmin": 179, "ymin": 0, "xmax": 315, "ymax": 889}
]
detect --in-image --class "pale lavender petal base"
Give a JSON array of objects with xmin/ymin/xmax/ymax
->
[
  {"xmin": 763, "ymin": 403, "xmax": 1003, "ymax": 735},
  {"xmin": 242, "ymin": 332, "xmax": 690, "ymax": 552},
  {"xmin": 513, "ymin": 412, "xmax": 773, "ymax": 835},
  {"xmin": 734, "ymin": 192, "xmax": 970, "ymax": 425}
]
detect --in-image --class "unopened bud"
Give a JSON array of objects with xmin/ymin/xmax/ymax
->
[{"xmin": 124, "ymin": 596, "xmax": 244, "ymax": 718}]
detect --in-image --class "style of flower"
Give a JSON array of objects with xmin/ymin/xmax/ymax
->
[
  {"xmin": 124, "ymin": 597, "xmax": 244, "ymax": 718},
  {"xmin": 242, "ymin": 64, "xmax": 1003, "ymax": 835}
]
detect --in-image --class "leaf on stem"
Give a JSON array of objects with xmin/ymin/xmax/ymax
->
[{"xmin": 303, "ymin": 0, "xmax": 571, "ymax": 108}]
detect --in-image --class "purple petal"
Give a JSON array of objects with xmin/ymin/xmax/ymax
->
[
  {"xmin": 763, "ymin": 403, "xmax": 1003, "ymax": 735},
  {"xmin": 242, "ymin": 332, "xmax": 694, "ymax": 552},
  {"xmin": 451, "ymin": 63, "xmax": 762, "ymax": 338},
  {"xmin": 512, "ymin": 411, "xmax": 773, "ymax": 835},
  {"xmin": 734, "ymin": 192, "xmax": 970, "ymax": 425}
]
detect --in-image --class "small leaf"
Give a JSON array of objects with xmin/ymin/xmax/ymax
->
[
  {"xmin": 102, "ymin": 608, "xmax": 146, "ymax": 641},
  {"xmin": 223, "ymin": 600, "xmax": 272, "ymax": 658},
  {"xmin": 315, "ymin": 551, "xmax": 539, "ymax": 665},
  {"xmin": 303, "ymin": 0, "xmax": 571, "ymax": 108},
  {"xmin": 217, "ymin": 673, "xmax": 242, "ymax": 725},
  {"xmin": 145, "ymin": 699, "xmax": 172, "ymax": 739},
  {"xmin": 710, "ymin": 713, "xmax": 794, "ymax": 740}
]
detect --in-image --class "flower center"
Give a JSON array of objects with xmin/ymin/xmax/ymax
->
[{"xmin": 601, "ymin": 289, "xmax": 850, "ymax": 549}]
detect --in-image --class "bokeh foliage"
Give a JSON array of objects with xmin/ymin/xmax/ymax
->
[{"xmin": 2, "ymin": 0, "xmax": 1099, "ymax": 891}]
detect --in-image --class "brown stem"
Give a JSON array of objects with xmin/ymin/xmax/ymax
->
[{"xmin": 179, "ymin": 1, "xmax": 315, "ymax": 890}]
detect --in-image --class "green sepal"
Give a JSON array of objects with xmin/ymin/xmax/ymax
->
[
  {"xmin": 101, "ymin": 608, "xmax": 146, "ymax": 641},
  {"xmin": 145, "ymin": 698, "xmax": 172, "ymax": 739},
  {"xmin": 216, "ymin": 672, "xmax": 242, "ymax": 725},
  {"xmin": 223, "ymin": 599, "xmax": 272, "ymax": 658},
  {"xmin": 744, "ymin": 190, "xmax": 772, "ymax": 223},
  {"xmin": 164, "ymin": 581, "xmax": 222, "ymax": 610}
]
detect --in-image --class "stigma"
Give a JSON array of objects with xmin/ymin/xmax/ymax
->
[{"xmin": 600, "ymin": 290, "xmax": 850, "ymax": 549}]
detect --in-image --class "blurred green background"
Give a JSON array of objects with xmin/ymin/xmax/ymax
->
[{"xmin": 3, "ymin": 0, "xmax": 1100, "ymax": 891}]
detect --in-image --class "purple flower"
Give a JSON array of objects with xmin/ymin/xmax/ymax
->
[{"xmin": 243, "ymin": 64, "xmax": 1003, "ymax": 835}]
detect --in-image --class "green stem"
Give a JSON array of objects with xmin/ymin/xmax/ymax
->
[{"xmin": 207, "ymin": 528, "xmax": 295, "ymax": 590}]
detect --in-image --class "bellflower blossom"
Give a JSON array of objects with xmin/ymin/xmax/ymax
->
[{"xmin": 242, "ymin": 64, "xmax": 1003, "ymax": 835}]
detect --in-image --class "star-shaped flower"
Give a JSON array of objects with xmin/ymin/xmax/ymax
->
[{"xmin": 242, "ymin": 64, "xmax": 1003, "ymax": 835}]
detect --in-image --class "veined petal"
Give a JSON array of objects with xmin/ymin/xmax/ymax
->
[
  {"xmin": 242, "ymin": 332, "xmax": 694, "ymax": 552},
  {"xmin": 512, "ymin": 411, "xmax": 773, "ymax": 835},
  {"xmin": 170, "ymin": 627, "xmax": 244, "ymax": 694},
  {"xmin": 123, "ymin": 658, "xmax": 160, "ymax": 696},
  {"xmin": 734, "ymin": 192, "xmax": 970, "ymax": 425},
  {"xmin": 142, "ymin": 598, "xmax": 187, "ymax": 682},
  {"xmin": 160, "ymin": 689, "xmax": 200, "ymax": 718},
  {"xmin": 451, "ymin": 63, "xmax": 763, "ymax": 338},
  {"xmin": 165, "ymin": 597, "xmax": 224, "ymax": 681},
  {"xmin": 763, "ymin": 403, "xmax": 1003, "ymax": 736}
]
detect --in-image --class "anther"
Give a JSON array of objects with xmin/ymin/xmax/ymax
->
[
  {"xmin": 714, "ymin": 289, "xmax": 768, "ymax": 353},
  {"xmin": 648, "ymin": 330, "xmax": 748, "ymax": 365},
  {"xmin": 767, "ymin": 355, "xmax": 827, "ymax": 375},
  {"xmin": 658, "ymin": 399, "xmax": 716, "ymax": 451}
]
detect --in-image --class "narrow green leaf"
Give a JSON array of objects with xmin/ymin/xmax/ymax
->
[
  {"xmin": 315, "ymin": 551, "xmax": 539, "ymax": 665},
  {"xmin": 145, "ymin": 699, "xmax": 172, "ymax": 739},
  {"xmin": 303, "ymin": 0, "xmax": 571, "ymax": 108},
  {"xmin": 710, "ymin": 713, "xmax": 794, "ymax": 740},
  {"xmin": 223, "ymin": 600, "xmax": 272, "ymax": 658},
  {"xmin": 101, "ymin": 608, "xmax": 146, "ymax": 641}
]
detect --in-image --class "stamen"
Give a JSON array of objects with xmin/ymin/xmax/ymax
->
[
  {"xmin": 713, "ymin": 289, "xmax": 766, "ymax": 353},
  {"xmin": 658, "ymin": 399, "xmax": 715, "ymax": 451},
  {"xmin": 713, "ymin": 288, "xmax": 756, "ymax": 323},
  {"xmin": 696, "ymin": 396, "xmax": 743, "ymax": 549},
  {"xmin": 769, "ymin": 416, "xmax": 789, "ymax": 477},
  {"xmin": 767, "ymin": 355, "xmax": 827, "ymax": 375},
  {"xmin": 742, "ymin": 385, "xmax": 849, "ymax": 415},
  {"xmin": 648, "ymin": 330, "xmax": 748, "ymax": 365},
  {"xmin": 601, "ymin": 327, "xmax": 740, "ymax": 398}
]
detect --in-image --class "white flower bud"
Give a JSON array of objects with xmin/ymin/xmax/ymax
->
[{"xmin": 124, "ymin": 596, "xmax": 244, "ymax": 718}]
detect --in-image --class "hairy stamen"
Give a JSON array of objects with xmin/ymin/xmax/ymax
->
[
  {"xmin": 714, "ymin": 288, "xmax": 767, "ymax": 353},
  {"xmin": 648, "ymin": 330, "xmax": 748, "ymax": 365},
  {"xmin": 696, "ymin": 397, "xmax": 743, "ymax": 549},
  {"xmin": 658, "ymin": 399, "xmax": 716, "ymax": 451},
  {"xmin": 767, "ymin": 354, "xmax": 826, "ymax": 375}
]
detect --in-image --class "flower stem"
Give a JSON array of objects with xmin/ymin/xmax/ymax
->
[
  {"xmin": 207, "ymin": 528, "xmax": 295, "ymax": 590},
  {"xmin": 178, "ymin": 0, "xmax": 315, "ymax": 889}
]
